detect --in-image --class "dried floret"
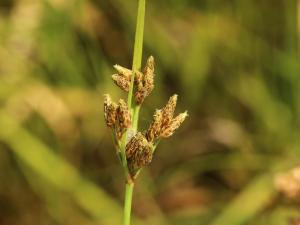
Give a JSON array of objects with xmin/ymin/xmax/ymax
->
[
  {"xmin": 126, "ymin": 133, "xmax": 153, "ymax": 176},
  {"xmin": 104, "ymin": 94, "xmax": 118, "ymax": 128},
  {"xmin": 146, "ymin": 95, "xmax": 187, "ymax": 141}
]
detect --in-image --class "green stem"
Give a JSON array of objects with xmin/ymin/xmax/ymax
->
[
  {"xmin": 122, "ymin": 0, "xmax": 146, "ymax": 225},
  {"xmin": 127, "ymin": 0, "xmax": 146, "ymax": 111},
  {"xmin": 132, "ymin": 105, "xmax": 141, "ymax": 132},
  {"xmin": 123, "ymin": 183, "xmax": 134, "ymax": 225}
]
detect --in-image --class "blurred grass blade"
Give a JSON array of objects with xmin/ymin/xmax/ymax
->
[
  {"xmin": 209, "ymin": 174, "xmax": 275, "ymax": 225},
  {"xmin": 0, "ymin": 111, "xmax": 134, "ymax": 225}
]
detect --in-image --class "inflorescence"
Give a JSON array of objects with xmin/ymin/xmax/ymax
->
[{"xmin": 104, "ymin": 56, "xmax": 188, "ymax": 181}]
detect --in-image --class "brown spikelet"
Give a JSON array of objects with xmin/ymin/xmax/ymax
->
[
  {"xmin": 161, "ymin": 94, "xmax": 177, "ymax": 126},
  {"xmin": 116, "ymin": 99, "xmax": 131, "ymax": 137},
  {"xmin": 126, "ymin": 133, "xmax": 153, "ymax": 177},
  {"xmin": 112, "ymin": 74, "xmax": 130, "ymax": 92},
  {"xmin": 134, "ymin": 56, "xmax": 155, "ymax": 104},
  {"xmin": 113, "ymin": 64, "xmax": 132, "ymax": 79},
  {"xmin": 160, "ymin": 111, "xmax": 188, "ymax": 138},
  {"xmin": 143, "ymin": 56, "xmax": 155, "ymax": 93},
  {"xmin": 146, "ymin": 95, "xmax": 187, "ymax": 141},
  {"xmin": 134, "ymin": 87, "xmax": 148, "ymax": 104},
  {"xmin": 143, "ymin": 56, "xmax": 155, "ymax": 76},
  {"xmin": 145, "ymin": 109, "xmax": 163, "ymax": 142},
  {"xmin": 103, "ymin": 94, "xmax": 117, "ymax": 128}
]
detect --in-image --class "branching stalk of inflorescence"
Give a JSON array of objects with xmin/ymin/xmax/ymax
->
[{"xmin": 103, "ymin": 0, "xmax": 187, "ymax": 225}]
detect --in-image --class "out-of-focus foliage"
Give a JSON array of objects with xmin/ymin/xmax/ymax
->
[{"xmin": 0, "ymin": 0, "xmax": 300, "ymax": 224}]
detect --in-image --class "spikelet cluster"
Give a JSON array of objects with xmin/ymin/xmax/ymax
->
[
  {"xmin": 111, "ymin": 56, "xmax": 155, "ymax": 105},
  {"xmin": 146, "ymin": 95, "xmax": 188, "ymax": 142},
  {"xmin": 135, "ymin": 56, "xmax": 155, "ymax": 104},
  {"xmin": 104, "ymin": 56, "xmax": 187, "ymax": 179},
  {"xmin": 125, "ymin": 132, "xmax": 153, "ymax": 177},
  {"xmin": 104, "ymin": 94, "xmax": 131, "ymax": 139}
]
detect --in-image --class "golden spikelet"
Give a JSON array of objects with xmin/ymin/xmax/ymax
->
[
  {"xmin": 112, "ymin": 74, "xmax": 130, "ymax": 92},
  {"xmin": 112, "ymin": 65, "xmax": 132, "ymax": 92},
  {"xmin": 143, "ymin": 56, "xmax": 155, "ymax": 93},
  {"xmin": 126, "ymin": 133, "xmax": 153, "ymax": 176},
  {"xmin": 160, "ymin": 111, "xmax": 188, "ymax": 138},
  {"xmin": 146, "ymin": 94, "xmax": 187, "ymax": 141},
  {"xmin": 113, "ymin": 64, "xmax": 132, "ymax": 79},
  {"xmin": 134, "ymin": 56, "xmax": 155, "ymax": 104},
  {"xmin": 161, "ymin": 94, "xmax": 177, "ymax": 125},
  {"xmin": 145, "ymin": 109, "xmax": 163, "ymax": 142},
  {"xmin": 103, "ymin": 94, "xmax": 117, "ymax": 128}
]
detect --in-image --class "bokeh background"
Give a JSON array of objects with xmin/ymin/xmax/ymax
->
[{"xmin": 0, "ymin": 0, "xmax": 300, "ymax": 225}]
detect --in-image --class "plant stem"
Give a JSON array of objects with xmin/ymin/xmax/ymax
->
[
  {"xmin": 123, "ymin": 183, "xmax": 134, "ymax": 225},
  {"xmin": 122, "ymin": 0, "xmax": 146, "ymax": 225},
  {"xmin": 127, "ymin": 0, "xmax": 146, "ymax": 111},
  {"xmin": 132, "ymin": 106, "xmax": 141, "ymax": 132}
]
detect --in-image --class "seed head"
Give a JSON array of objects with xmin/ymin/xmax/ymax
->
[
  {"xmin": 103, "ymin": 94, "xmax": 118, "ymax": 128},
  {"xmin": 126, "ymin": 132, "xmax": 153, "ymax": 177}
]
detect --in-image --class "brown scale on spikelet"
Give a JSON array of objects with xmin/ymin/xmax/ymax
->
[
  {"xmin": 104, "ymin": 94, "xmax": 118, "ymax": 128},
  {"xmin": 116, "ymin": 99, "xmax": 131, "ymax": 139},
  {"xmin": 135, "ymin": 71, "xmax": 143, "ymax": 84},
  {"xmin": 146, "ymin": 95, "xmax": 188, "ymax": 142},
  {"xmin": 112, "ymin": 65, "xmax": 132, "ymax": 92},
  {"xmin": 145, "ymin": 109, "xmax": 163, "ymax": 142},
  {"xmin": 143, "ymin": 56, "xmax": 155, "ymax": 93},
  {"xmin": 103, "ymin": 95, "xmax": 131, "ymax": 139},
  {"xmin": 161, "ymin": 94, "xmax": 177, "ymax": 125},
  {"xmin": 134, "ymin": 56, "xmax": 155, "ymax": 104},
  {"xmin": 112, "ymin": 74, "xmax": 130, "ymax": 92},
  {"xmin": 160, "ymin": 111, "xmax": 188, "ymax": 138},
  {"xmin": 126, "ymin": 132, "xmax": 153, "ymax": 177},
  {"xmin": 112, "ymin": 56, "xmax": 155, "ymax": 104}
]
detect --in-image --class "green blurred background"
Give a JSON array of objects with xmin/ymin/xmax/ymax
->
[{"xmin": 0, "ymin": 0, "xmax": 300, "ymax": 224}]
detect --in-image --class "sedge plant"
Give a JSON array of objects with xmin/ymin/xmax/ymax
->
[{"xmin": 103, "ymin": 0, "xmax": 187, "ymax": 224}]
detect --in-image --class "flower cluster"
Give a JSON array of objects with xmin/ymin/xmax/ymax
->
[
  {"xmin": 104, "ymin": 56, "xmax": 188, "ymax": 179},
  {"xmin": 103, "ymin": 95, "xmax": 131, "ymax": 139},
  {"xmin": 112, "ymin": 56, "xmax": 155, "ymax": 104}
]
